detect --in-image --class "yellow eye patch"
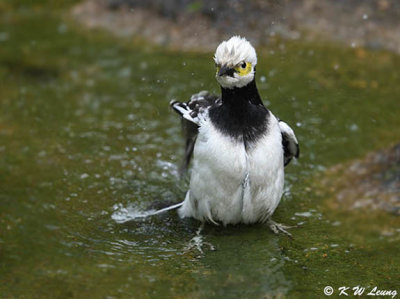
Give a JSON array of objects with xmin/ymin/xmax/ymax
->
[
  {"xmin": 215, "ymin": 62, "xmax": 252, "ymax": 76},
  {"xmin": 235, "ymin": 62, "xmax": 252, "ymax": 76}
]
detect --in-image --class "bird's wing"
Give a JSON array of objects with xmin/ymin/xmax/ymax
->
[
  {"xmin": 278, "ymin": 120, "xmax": 300, "ymax": 166},
  {"xmin": 170, "ymin": 91, "xmax": 219, "ymax": 174}
]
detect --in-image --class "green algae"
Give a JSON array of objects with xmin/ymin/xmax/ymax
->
[{"xmin": 0, "ymin": 1, "xmax": 400, "ymax": 298}]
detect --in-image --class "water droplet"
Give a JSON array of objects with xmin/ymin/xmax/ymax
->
[
  {"xmin": 0, "ymin": 32, "xmax": 9, "ymax": 42},
  {"xmin": 119, "ymin": 67, "xmax": 131, "ymax": 78},
  {"xmin": 295, "ymin": 211, "xmax": 312, "ymax": 217},
  {"xmin": 140, "ymin": 61, "xmax": 148, "ymax": 70},
  {"xmin": 363, "ymin": 14, "xmax": 368, "ymax": 20},
  {"xmin": 260, "ymin": 75, "xmax": 266, "ymax": 83},
  {"xmin": 268, "ymin": 69, "xmax": 276, "ymax": 77},
  {"xmin": 86, "ymin": 79, "xmax": 94, "ymax": 87},
  {"xmin": 349, "ymin": 123, "xmax": 359, "ymax": 132},
  {"xmin": 58, "ymin": 23, "xmax": 68, "ymax": 34},
  {"xmin": 38, "ymin": 150, "xmax": 47, "ymax": 157}
]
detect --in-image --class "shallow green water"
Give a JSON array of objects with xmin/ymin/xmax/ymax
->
[{"xmin": 1, "ymin": 1, "xmax": 400, "ymax": 298}]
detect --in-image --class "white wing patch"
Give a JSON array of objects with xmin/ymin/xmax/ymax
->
[
  {"xmin": 170, "ymin": 102, "xmax": 200, "ymax": 124},
  {"xmin": 170, "ymin": 91, "xmax": 218, "ymax": 126}
]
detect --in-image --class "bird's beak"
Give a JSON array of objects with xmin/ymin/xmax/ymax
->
[{"xmin": 218, "ymin": 65, "xmax": 235, "ymax": 77}]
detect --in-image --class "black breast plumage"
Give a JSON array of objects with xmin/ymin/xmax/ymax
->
[{"xmin": 209, "ymin": 79, "xmax": 269, "ymax": 149}]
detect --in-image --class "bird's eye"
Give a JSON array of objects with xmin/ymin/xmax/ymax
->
[{"xmin": 234, "ymin": 62, "xmax": 252, "ymax": 76}]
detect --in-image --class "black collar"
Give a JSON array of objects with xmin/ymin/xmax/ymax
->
[
  {"xmin": 209, "ymin": 79, "xmax": 269, "ymax": 148},
  {"xmin": 220, "ymin": 79, "xmax": 264, "ymax": 106}
]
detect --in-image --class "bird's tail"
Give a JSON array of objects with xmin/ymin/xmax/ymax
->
[
  {"xmin": 143, "ymin": 201, "xmax": 184, "ymax": 217},
  {"xmin": 112, "ymin": 201, "xmax": 184, "ymax": 224}
]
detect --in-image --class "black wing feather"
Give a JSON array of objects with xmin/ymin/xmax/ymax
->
[{"xmin": 279, "ymin": 120, "xmax": 300, "ymax": 167}]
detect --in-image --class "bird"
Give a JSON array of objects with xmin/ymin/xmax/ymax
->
[{"xmin": 169, "ymin": 36, "xmax": 299, "ymax": 236}]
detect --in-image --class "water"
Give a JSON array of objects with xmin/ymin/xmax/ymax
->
[{"xmin": 1, "ymin": 1, "xmax": 400, "ymax": 297}]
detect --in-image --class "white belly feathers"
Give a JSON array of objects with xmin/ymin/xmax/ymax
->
[{"xmin": 178, "ymin": 113, "xmax": 285, "ymax": 225}]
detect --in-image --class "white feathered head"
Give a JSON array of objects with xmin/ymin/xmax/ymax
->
[{"xmin": 214, "ymin": 36, "xmax": 257, "ymax": 89}]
